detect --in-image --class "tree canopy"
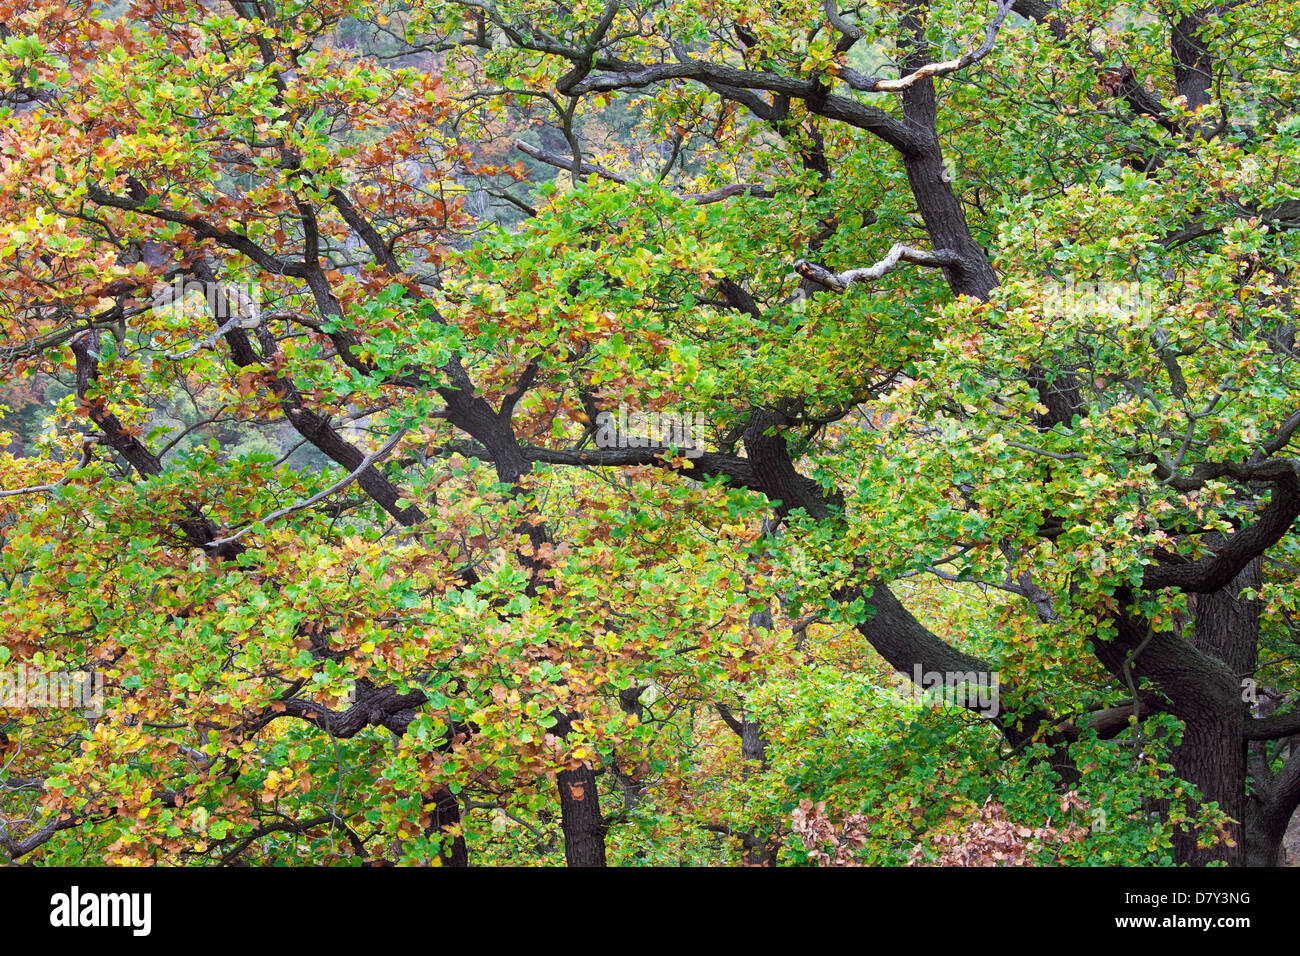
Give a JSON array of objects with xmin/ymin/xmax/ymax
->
[{"xmin": 2, "ymin": 0, "xmax": 1300, "ymax": 867}]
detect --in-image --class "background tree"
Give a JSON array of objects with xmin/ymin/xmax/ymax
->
[{"xmin": 1, "ymin": 0, "xmax": 1299, "ymax": 866}]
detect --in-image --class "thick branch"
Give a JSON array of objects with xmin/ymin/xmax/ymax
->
[{"xmin": 1141, "ymin": 472, "xmax": 1300, "ymax": 593}]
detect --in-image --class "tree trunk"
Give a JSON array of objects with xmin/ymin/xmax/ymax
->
[
  {"xmin": 557, "ymin": 764, "xmax": 607, "ymax": 867},
  {"xmin": 1169, "ymin": 710, "xmax": 1246, "ymax": 865},
  {"xmin": 1168, "ymin": 560, "xmax": 1259, "ymax": 865},
  {"xmin": 425, "ymin": 786, "xmax": 469, "ymax": 867},
  {"xmin": 1244, "ymin": 782, "xmax": 1292, "ymax": 866}
]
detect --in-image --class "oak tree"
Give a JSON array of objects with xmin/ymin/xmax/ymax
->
[{"xmin": 2, "ymin": 0, "xmax": 1299, "ymax": 867}]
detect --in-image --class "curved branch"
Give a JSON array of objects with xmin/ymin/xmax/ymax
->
[
  {"xmin": 795, "ymin": 244, "xmax": 968, "ymax": 291},
  {"xmin": 1141, "ymin": 472, "xmax": 1300, "ymax": 593},
  {"xmin": 839, "ymin": 0, "xmax": 1016, "ymax": 93},
  {"xmin": 202, "ymin": 427, "xmax": 409, "ymax": 549}
]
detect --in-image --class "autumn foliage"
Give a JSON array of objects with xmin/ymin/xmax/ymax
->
[{"xmin": 1, "ymin": 0, "xmax": 1300, "ymax": 867}]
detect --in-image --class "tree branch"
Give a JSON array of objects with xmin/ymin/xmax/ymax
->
[{"xmin": 794, "ymin": 244, "xmax": 968, "ymax": 291}]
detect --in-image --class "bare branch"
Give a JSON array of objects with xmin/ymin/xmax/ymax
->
[
  {"xmin": 794, "ymin": 244, "xmax": 968, "ymax": 291},
  {"xmin": 516, "ymin": 140, "xmax": 628, "ymax": 184},
  {"xmin": 840, "ymin": 0, "xmax": 1017, "ymax": 93},
  {"xmin": 203, "ymin": 427, "xmax": 410, "ymax": 549}
]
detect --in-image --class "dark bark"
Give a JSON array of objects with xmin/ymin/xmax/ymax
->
[
  {"xmin": 1184, "ymin": 560, "xmax": 1300, "ymax": 866},
  {"xmin": 1188, "ymin": 558, "xmax": 1261, "ymax": 678},
  {"xmin": 1171, "ymin": 9, "xmax": 1218, "ymax": 111},
  {"xmin": 1178, "ymin": 558, "xmax": 1300, "ymax": 867},
  {"xmin": 425, "ymin": 786, "xmax": 469, "ymax": 867},
  {"xmin": 1142, "ymin": 475, "xmax": 1300, "ymax": 593},
  {"xmin": 439, "ymin": 382, "xmax": 609, "ymax": 866},
  {"xmin": 1092, "ymin": 583, "xmax": 1249, "ymax": 865},
  {"xmin": 1171, "ymin": 709, "xmax": 1246, "ymax": 865},
  {"xmin": 555, "ymin": 765, "xmax": 606, "ymax": 867},
  {"xmin": 554, "ymin": 708, "xmax": 607, "ymax": 866},
  {"xmin": 188, "ymin": 261, "xmax": 426, "ymax": 526},
  {"xmin": 1245, "ymin": 743, "xmax": 1300, "ymax": 866},
  {"xmin": 717, "ymin": 703, "xmax": 768, "ymax": 766},
  {"xmin": 69, "ymin": 330, "xmax": 247, "ymax": 560}
]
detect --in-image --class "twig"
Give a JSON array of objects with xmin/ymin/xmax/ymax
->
[{"xmin": 203, "ymin": 428, "xmax": 409, "ymax": 548}]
